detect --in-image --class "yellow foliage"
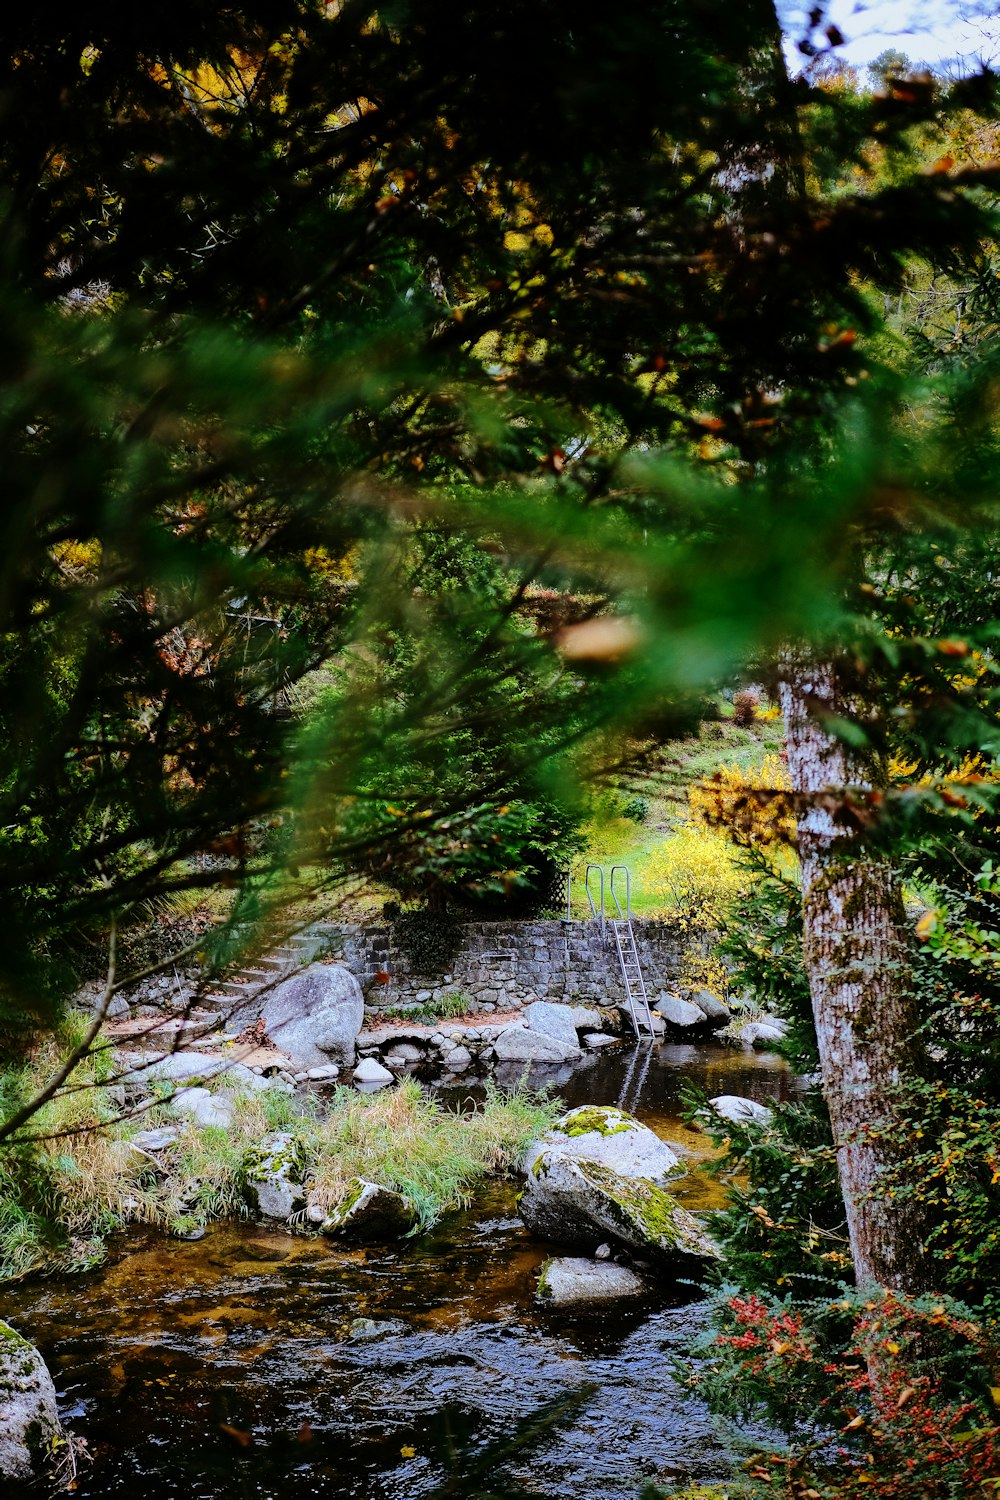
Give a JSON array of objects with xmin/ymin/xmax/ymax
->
[
  {"xmin": 689, "ymin": 751, "xmax": 795, "ymax": 847},
  {"xmin": 643, "ymin": 820, "xmax": 749, "ymax": 931},
  {"xmin": 303, "ymin": 544, "xmax": 359, "ymax": 580}
]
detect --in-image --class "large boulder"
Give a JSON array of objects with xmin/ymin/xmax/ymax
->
[
  {"xmin": 536, "ymin": 1256, "xmax": 649, "ymax": 1306},
  {"xmin": 683, "ymin": 989, "xmax": 732, "ymax": 1026},
  {"xmin": 653, "ymin": 994, "xmax": 713, "ymax": 1032},
  {"xmin": 238, "ymin": 963, "xmax": 364, "ymax": 1069},
  {"xmin": 492, "ymin": 1024, "xmax": 580, "ymax": 1063},
  {"xmin": 521, "ymin": 1002, "xmax": 581, "ymax": 1049},
  {"xmin": 320, "ymin": 1179, "xmax": 419, "ymax": 1241},
  {"xmin": 519, "ymin": 1153, "xmax": 717, "ymax": 1274},
  {"xmin": 519, "ymin": 1106, "xmax": 715, "ymax": 1274},
  {"xmin": 0, "ymin": 1321, "xmax": 62, "ymax": 1481},
  {"xmin": 523, "ymin": 1106, "xmax": 683, "ymax": 1185},
  {"xmin": 246, "ymin": 1132, "xmax": 309, "ymax": 1220}
]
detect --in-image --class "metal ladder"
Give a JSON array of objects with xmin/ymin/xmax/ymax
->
[
  {"xmin": 609, "ymin": 866, "xmax": 656, "ymax": 1039},
  {"xmin": 582, "ymin": 863, "xmax": 655, "ymax": 1039}
]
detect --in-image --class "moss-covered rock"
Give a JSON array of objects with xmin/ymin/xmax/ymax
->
[
  {"xmin": 519, "ymin": 1151, "xmax": 717, "ymax": 1274},
  {"xmin": 245, "ymin": 1131, "xmax": 310, "ymax": 1221},
  {"xmin": 0, "ymin": 1320, "xmax": 62, "ymax": 1481},
  {"xmin": 522, "ymin": 1105, "xmax": 684, "ymax": 1185},
  {"xmin": 320, "ymin": 1179, "xmax": 419, "ymax": 1242}
]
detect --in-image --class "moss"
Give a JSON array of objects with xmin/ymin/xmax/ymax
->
[
  {"xmin": 334, "ymin": 1177, "xmax": 368, "ymax": 1219},
  {"xmin": 579, "ymin": 1161, "xmax": 685, "ymax": 1248},
  {"xmin": 559, "ymin": 1106, "xmax": 634, "ymax": 1139},
  {"xmin": 245, "ymin": 1134, "xmax": 309, "ymax": 1184},
  {"xmin": 536, "ymin": 1257, "xmax": 555, "ymax": 1301}
]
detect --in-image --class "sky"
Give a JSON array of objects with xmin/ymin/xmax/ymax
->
[{"xmin": 779, "ymin": 0, "xmax": 999, "ymax": 72}]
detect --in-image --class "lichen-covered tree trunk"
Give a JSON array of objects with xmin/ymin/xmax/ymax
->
[{"xmin": 779, "ymin": 660, "xmax": 932, "ymax": 1291}]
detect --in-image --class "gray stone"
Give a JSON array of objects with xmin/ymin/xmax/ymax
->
[
  {"xmin": 519, "ymin": 1152, "xmax": 717, "ymax": 1272},
  {"xmin": 230, "ymin": 962, "xmax": 364, "ymax": 1069},
  {"xmin": 523, "ymin": 1107, "xmax": 682, "ymax": 1186},
  {"xmin": 706, "ymin": 1095, "xmax": 773, "ymax": 1127},
  {"xmin": 492, "ymin": 1024, "xmax": 580, "ymax": 1063},
  {"xmin": 0, "ymin": 1320, "xmax": 63, "ymax": 1480},
  {"xmin": 247, "ymin": 1132, "xmax": 308, "ymax": 1220},
  {"xmin": 684, "ymin": 989, "xmax": 732, "ymax": 1024},
  {"xmin": 741, "ymin": 1022, "xmax": 786, "ymax": 1049},
  {"xmin": 653, "ymin": 994, "xmax": 710, "ymax": 1030},
  {"xmin": 353, "ymin": 1057, "xmax": 394, "ymax": 1085},
  {"xmin": 170, "ymin": 1087, "xmax": 233, "ymax": 1128},
  {"xmin": 321, "ymin": 1179, "xmax": 419, "ymax": 1241},
  {"xmin": 521, "ymin": 1001, "xmax": 581, "ymax": 1048},
  {"xmin": 564, "ymin": 1005, "xmax": 607, "ymax": 1032},
  {"xmin": 584, "ymin": 1033, "xmax": 619, "ymax": 1049},
  {"xmin": 536, "ymin": 1256, "xmax": 649, "ymax": 1306},
  {"xmin": 383, "ymin": 1042, "xmax": 424, "ymax": 1068},
  {"xmin": 306, "ymin": 1063, "xmax": 340, "ymax": 1081},
  {"xmin": 130, "ymin": 1127, "xmax": 180, "ymax": 1153},
  {"xmin": 442, "ymin": 1045, "xmax": 472, "ymax": 1071},
  {"xmin": 118, "ymin": 1051, "xmax": 273, "ymax": 1094}
]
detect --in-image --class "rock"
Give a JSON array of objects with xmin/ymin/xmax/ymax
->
[
  {"xmin": 519, "ymin": 1153, "xmax": 717, "ymax": 1274},
  {"xmin": 492, "ymin": 1024, "xmax": 581, "ymax": 1063},
  {"xmin": 231, "ymin": 963, "xmax": 364, "ymax": 1069},
  {"xmin": 130, "ymin": 1127, "xmax": 180, "ymax": 1153},
  {"xmin": 246, "ymin": 1132, "xmax": 308, "ymax": 1220},
  {"xmin": 653, "ymin": 994, "xmax": 711, "ymax": 1030},
  {"xmin": 706, "ymin": 1095, "xmax": 773, "ymax": 1127},
  {"xmin": 170, "ymin": 1087, "xmax": 233, "ymax": 1128},
  {"xmin": 353, "ymin": 1057, "xmax": 394, "ymax": 1085},
  {"xmin": 442, "ymin": 1045, "xmax": 472, "ymax": 1071},
  {"xmin": 118, "ymin": 1051, "xmax": 273, "ymax": 1094},
  {"xmin": 683, "ymin": 989, "xmax": 732, "ymax": 1025},
  {"xmin": 321, "ymin": 1179, "xmax": 419, "ymax": 1241},
  {"xmin": 594, "ymin": 1242, "xmax": 613, "ymax": 1259},
  {"xmin": 521, "ymin": 1002, "xmax": 581, "ymax": 1049},
  {"xmin": 741, "ymin": 1022, "xmax": 786, "ymax": 1049},
  {"xmin": 584, "ymin": 1033, "xmax": 619, "ymax": 1049},
  {"xmin": 306, "ymin": 1064, "xmax": 340, "ymax": 1081},
  {"xmin": 562, "ymin": 1005, "xmax": 607, "ymax": 1032},
  {"xmin": 383, "ymin": 1043, "xmax": 424, "ymax": 1069},
  {"xmin": 536, "ymin": 1256, "xmax": 649, "ymax": 1306},
  {"xmin": 0, "ymin": 1320, "xmax": 63, "ymax": 1481},
  {"xmin": 523, "ymin": 1106, "xmax": 683, "ymax": 1186}
]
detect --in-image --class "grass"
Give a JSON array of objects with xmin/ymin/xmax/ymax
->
[
  {"xmin": 308, "ymin": 1079, "xmax": 558, "ymax": 1229},
  {"xmin": 370, "ymin": 991, "xmax": 472, "ymax": 1024},
  {"xmin": 0, "ymin": 1029, "xmax": 558, "ymax": 1279},
  {"xmin": 572, "ymin": 707, "xmax": 786, "ymax": 919}
]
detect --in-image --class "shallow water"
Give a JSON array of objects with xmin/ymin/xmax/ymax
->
[{"xmin": 4, "ymin": 1042, "xmax": 789, "ymax": 1499}]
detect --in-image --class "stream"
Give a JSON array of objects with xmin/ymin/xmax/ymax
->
[{"xmin": 4, "ymin": 1043, "xmax": 792, "ymax": 1499}]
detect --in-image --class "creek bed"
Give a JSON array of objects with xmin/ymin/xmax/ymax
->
[{"xmin": 5, "ymin": 1042, "xmax": 790, "ymax": 1499}]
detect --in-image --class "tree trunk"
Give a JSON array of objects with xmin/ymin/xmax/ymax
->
[{"xmin": 779, "ymin": 660, "xmax": 932, "ymax": 1291}]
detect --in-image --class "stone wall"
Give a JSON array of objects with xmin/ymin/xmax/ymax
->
[{"xmin": 316, "ymin": 918, "xmax": 684, "ymax": 1015}]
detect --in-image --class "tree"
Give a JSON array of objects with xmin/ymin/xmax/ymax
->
[{"xmin": 2, "ymin": 3, "xmax": 1000, "ymax": 1310}]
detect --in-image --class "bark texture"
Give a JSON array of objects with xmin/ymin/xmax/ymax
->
[{"xmin": 780, "ymin": 661, "xmax": 931, "ymax": 1291}]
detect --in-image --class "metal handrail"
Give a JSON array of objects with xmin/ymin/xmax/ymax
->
[
  {"xmin": 584, "ymin": 864, "xmax": 605, "ymax": 935},
  {"xmin": 610, "ymin": 864, "xmax": 631, "ymax": 922}
]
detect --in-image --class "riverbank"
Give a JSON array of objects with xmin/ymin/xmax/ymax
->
[{"xmin": 4, "ymin": 1043, "xmax": 790, "ymax": 1499}]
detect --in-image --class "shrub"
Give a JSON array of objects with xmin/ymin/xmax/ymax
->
[
  {"xmin": 688, "ymin": 1288, "xmax": 1000, "ymax": 1499},
  {"xmin": 731, "ymin": 689, "xmax": 759, "ymax": 727}
]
